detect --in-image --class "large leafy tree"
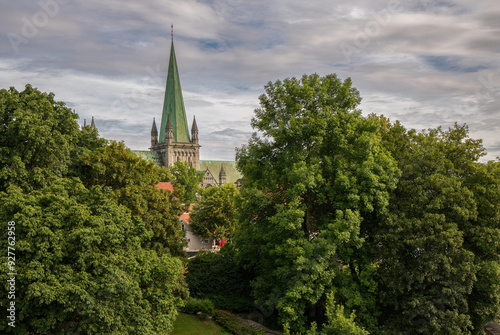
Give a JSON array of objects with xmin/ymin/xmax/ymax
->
[
  {"xmin": 0, "ymin": 84, "xmax": 190, "ymax": 333},
  {"xmin": 372, "ymin": 117, "xmax": 500, "ymax": 334},
  {"xmin": 190, "ymin": 183, "xmax": 241, "ymax": 240},
  {"xmin": 0, "ymin": 179, "xmax": 186, "ymax": 334},
  {"xmin": 235, "ymin": 74, "xmax": 399, "ymax": 332},
  {"xmin": 0, "ymin": 84, "xmax": 80, "ymax": 192}
]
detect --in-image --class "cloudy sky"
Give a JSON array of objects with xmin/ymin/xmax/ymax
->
[{"xmin": 1, "ymin": 0, "xmax": 499, "ymax": 161}]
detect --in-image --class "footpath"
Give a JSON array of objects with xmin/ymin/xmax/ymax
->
[
  {"xmin": 485, "ymin": 322, "xmax": 500, "ymax": 335},
  {"xmin": 245, "ymin": 319, "xmax": 283, "ymax": 335}
]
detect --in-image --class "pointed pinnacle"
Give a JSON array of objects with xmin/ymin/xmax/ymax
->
[
  {"xmin": 151, "ymin": 117, "xmax": 158, "ymax": 134},
  {"xmin": 192, "ymin": 116, "xmax": 198, "ymax": 132}
]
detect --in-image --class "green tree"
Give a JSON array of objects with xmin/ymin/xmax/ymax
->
[
  {"xmin": 170, "ymin": 161, "xmax": 203, "ymax": 208},
  {"xmin": 464, "ymin": 160, "xmax": 500, "ymax": 330},
  {"xmin": 236, "ymin": 74, "xmax": 399, "ymax": 332},
  {"xmin": 372, "ymin": 117, "xmax": 500, "ymax": 334},
  {"xmin": 74, "ymin": 141, "xmax": 185, "ymax": 256},
  {"xmin": 318, "ymin": 292, "xmax": 369, "ymax": 335},
  {"xmin": 185, "ymin": 245, "xmax": 253, "ymax": 312},
  {"xmin": 190, "ymin": 183, "xmax": 241, "ymax": 240},
  {"xmin": 0, "ymin": 84, "xmax": 191, "ymax": 333},
  {"xmin": 0, "ymin": 84, "xmax": 80, "ymax": 192},
  {"xmin": 285, "ymin": 292, "xmax": 369, "ymax": 335},
  {"xmin": 0, "ymin": 178, "xmax": 186, "ymax": 334}
]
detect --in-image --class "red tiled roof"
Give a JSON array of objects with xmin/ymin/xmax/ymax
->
[
  {"xmin": 156, "ymin": 182, "xmax": 174, "ymax": 192},
  {"xmin": 180, "ymin": 213, "xmax": 190, "ymax": 224}
]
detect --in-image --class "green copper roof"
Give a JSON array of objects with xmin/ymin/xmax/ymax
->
[
  {"xmin": 134, "ymin": 150, "xmax": 163, "ymax": 167},
  {"xmin": 159, "ymin": 40, "xmax": 190, "ymax": 143},
  {"xmin": 132, "ymin": 152, "xmax": 242, "ymax": 185},
  {"xmin": 200, "ymin": 160, "xmax": 243, "ymax": 184}
]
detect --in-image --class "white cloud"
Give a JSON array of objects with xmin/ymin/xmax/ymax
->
[{"xmin": 0, "ymin": 0, "xmax": 498, "ymax": 161}]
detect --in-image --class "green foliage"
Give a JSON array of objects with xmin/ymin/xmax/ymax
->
[
  {"xmin": 182, "ymin": 298, "xmax": 215, "ymax": 317},
  {"xmin": 236, "ymin": 74, "xmax": 399, "ymax": 332},
  {"xmin": 373, "ymin": 116, "xmax": 500, "ymax": 334},
  {"xmin": 236, "ymin": 75, "xmax": 500, "ymax": 334},
  {"xmin": 190, "ymin": 183, "xmax": 242, "ymax": 239},
  {"xmin": 333, "ymin": 264, "xmax": 379, "ymax": 333},
  {"xmin": 318, "ymin": 292, "xmax": 369, "ymax": 335},
  {"xmin": 284, "ymin": 292, "xmax": 368, "ymax": 335},
  {"xmin": 0, "ymin": 84, "xmax": 80, "ymax": 192},
  {"xmin": 0, "ymin": 84, "xmax": 190, "ymax": 333},
  {"xmin": 213, "ymin": 310, "xmax": 255, "ymax": 335},
  {"xmin": 74, "ymin": 141, "xmax": 185, "ymax": 256},
  {"xmin": 170, "ymin": 161, "xmax": 203, "ymax": 207},
  {"xmin": 0, "ymin": 178, "xmax": 186, "ymax": 334},
  {"xmin": 186, "ymin": 247, "xmax": 254, "ymax": 312},
  {"xmin": 75, "ymin": 140, "xmax": 171, "ymax": 190}
]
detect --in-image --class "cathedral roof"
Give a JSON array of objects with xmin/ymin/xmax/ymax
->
[
  {"xmin": 131, "ymin": 152, "xmax": 241, "ymax": 185},
  {"xmin": 159, "ymin": 40, "xmax": 190, "ymax": 143},
  {"xmin": 134, "ymin": 150, "xmax": 163, "ymax": 166},
  {"xmin": 200, "ymin": 160, "xmax": 242, "ymax": 184}
]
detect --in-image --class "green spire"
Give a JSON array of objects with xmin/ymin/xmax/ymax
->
[{"xmin": 159, "ymin": 39, "xmax": 190, "ymax": 143}]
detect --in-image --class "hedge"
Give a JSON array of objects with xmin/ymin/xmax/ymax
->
[{"xmin": 214, "ymin": 309, "xmax": 256, "ymax": 335}]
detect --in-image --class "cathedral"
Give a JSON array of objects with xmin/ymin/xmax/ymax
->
[{"xmin": 134, "ymin": 35, "xmax": 241, "ymax": 187}]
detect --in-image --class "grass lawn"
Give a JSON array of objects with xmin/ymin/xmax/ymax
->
[{"xmin": 170, "ymin": 313, "xmax": 231, "ymax": 335}]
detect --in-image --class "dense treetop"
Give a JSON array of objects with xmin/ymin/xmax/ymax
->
[
  {"xmin": 236, "ymin": 74, "xmax": 500, "ymax": 334},
  {"xmin": 0, "ymin": 84, "xmax": 187, "ymax": 334},
  {"xmin": 0, "ymin": 84, "xmax": 80, "ymax": 191},
  {"xmin": 190, "ymin": 183, "xmax": 241, "ymax": 240}
]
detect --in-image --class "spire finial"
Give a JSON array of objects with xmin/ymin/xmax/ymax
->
[{"xmin": 171, "ymin": 24, "xmax": 173, "ymax": 41}]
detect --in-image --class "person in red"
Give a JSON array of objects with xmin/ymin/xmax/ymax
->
[{"xmin": 219, "ymin": 237, "xmax": 226, "ymax": 248}]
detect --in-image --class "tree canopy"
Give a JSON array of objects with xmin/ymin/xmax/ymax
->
[
  {"xmin": 236, "ymin": 74, "xmax": 399, "ymax": 332},
  {"xmin": 371, "ymin": 117, "xmax": 500, "ymax": 334},
  {"xmin": 0, "ymin": 84, "xmax": 80, "ymax": 192},
  {"xmin": 190, "ymin": 183, "xmax": 241, "ymax": 240},
  {"xmin": 235, "ymin": 74, "xmax": 500, "ymax": 334},
  {"xmin": 0, "ymin": 84, "xmax": 188, "ymax": 333},
  {"xmin": 0, "ymin": 179, "xmax": 186, "ymax": 334}
]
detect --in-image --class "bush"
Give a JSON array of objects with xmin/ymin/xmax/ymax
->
[
  {"xmin": 214, "ymin": 310, "xmax": 255, "ymax": 335},
  {"xmin": 186, "ymin": 246, "xmax": 254, "ymax": 312},
  {"xmin": 183, "ymin": 298, "xmax": 215, "ymax": 317}
]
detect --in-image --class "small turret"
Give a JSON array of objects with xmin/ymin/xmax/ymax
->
[
  {"xmin": 151, "ymin": 117, "xmax": 158, "ymax": 146},
  {"xmin": 219, "ymin": 165, "xmax": 226, "ymax": 185},
  {"xmin": 90, "ymin": 116, "xmax": 96, "ymax": 130},
  {"xmin": 191, "ymin": 116, "xmax": 198, "ymax": 144}
]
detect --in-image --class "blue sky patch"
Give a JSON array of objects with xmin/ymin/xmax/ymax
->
[{"xmin": 422, "ymin": 55, "xmax": 488, "ymax": 73}]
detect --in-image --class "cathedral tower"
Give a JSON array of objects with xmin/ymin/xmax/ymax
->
[{"xmin": 150, "ymin": 32, "xmax": 200, "ymax": 170}]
